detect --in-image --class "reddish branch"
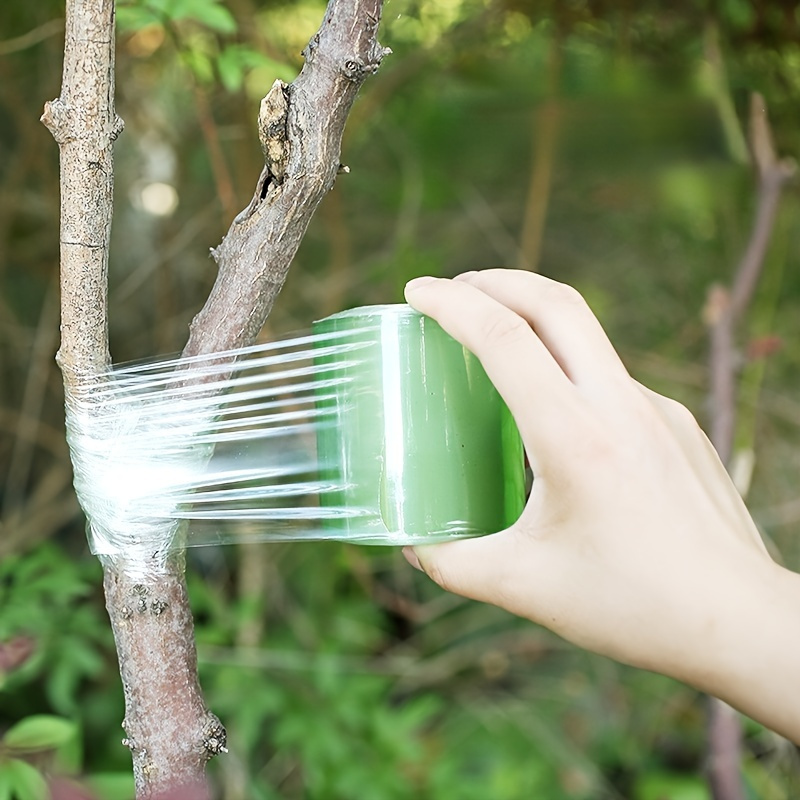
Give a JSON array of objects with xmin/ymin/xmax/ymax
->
[
  {"xmin": 708, "ymin": 93, "xmax": 796, "ymax": 466},
  {"xmin": 43, "ymin": 0, "xmax": 386, "ymax": 797},
  {"xmin": 705, "ymin": 93, "xmax": 795, "ymax": 800}
]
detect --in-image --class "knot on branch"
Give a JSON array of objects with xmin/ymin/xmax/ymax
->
[
  {"xmin": 109, "ymin": 114, "xmax": 125, "ymax": 143},
  {"xmin": 703, "ymin": 284, "xmax": 731, "ymax": 327},
  {"xmin": 230, "ymin": 81, "xmax": 292, "ymax": 226},
  {"xmin": 258, "ymin": 80, "xmax": 290, "ymax": 185},
  {"xmin": 42, "ymin": 99, "xmax": 124, "ymax": 151},
  {"xmin": 40, "ymin": 98, "xmax": 74, "ymax": 144},
  {"xmin": 749, "ymin": 93, "xmax": 798, "ymax": 186},
  {"xmin": 341, "ymin": 47, "xmax": 390, "ymax": 82},
  {"xmin": 303, "ymin": 32, "xmax": 321, "ymax": 62},
  {"xmin": 202, "ymin": 714, "xmax": 228, "ymax": 757},
  {"xmin": 342, "ymin": 58, "xmax": 365, "ymax": 80}
]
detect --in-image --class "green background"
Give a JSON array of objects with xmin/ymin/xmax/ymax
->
[{"xmin": 1, "ymin": 0, "xmax": 799, "ymax": 797}]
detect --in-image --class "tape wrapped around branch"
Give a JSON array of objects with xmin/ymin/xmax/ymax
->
[{"xmin": 65, "ymin": 305, "xmax": 526, "ymax": 575}]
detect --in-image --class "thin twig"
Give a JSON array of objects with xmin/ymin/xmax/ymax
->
[
  {"xmin": 0, "ymin": 18, "xmax": 64, "ymax": 56},
  {"xmin": 517, "ymin": 30, "xmax": 562, "ymax": 272},
  {"xmin": 193, "ymin": 86, "xmax": 239, "ymax": 225},
  {"xmin": 1, "ymin": 277, "xmax": 59, "ymax": 518}
]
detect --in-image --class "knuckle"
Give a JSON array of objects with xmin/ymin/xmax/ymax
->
[
  {"xmin": 541, "ymin": 280, "xmax": 587, "ymax": 309},
  {"xmin": 479, "ymin": 310, "xmax": 530, "ymax": 349},
  {"xmin": 659, "ymin": 395, "xmax": 700, "ymax": 430}
]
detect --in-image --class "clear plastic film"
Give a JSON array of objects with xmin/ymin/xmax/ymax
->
[{"xmin": 65, "ymin": 305, "xmax": 526, "ymax": 568}]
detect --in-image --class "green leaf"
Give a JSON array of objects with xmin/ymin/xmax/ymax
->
[
  {"xmin": 4, "ymin": 715, "xmax": 77, "ymax": 752},
  {"xmin": 244, "ymin": 57, "xmax": 299, "ymax": 97},
  {"xmin": 181, "ymin": 46, "xmax": 214, "ymax": 83},
  {"xmin": 0, "ymin": 760, "xmax": 48, "ymax": 800},
  {"xmin": 116, "ymin": 8, "xmax": 164, "ymax": 32},
  {"xmin": 0, "ymin": 766, "xmax": 13, "ymax": 800},
  {"xmin": 118, "ymin": 0, "xmax": 237, "ymax": 34},
  {"xmin": 53, "ymin": 720, "xmax": 83, "ymax": 776},
  {"xmin": 217, "ymin": 47, "xmax": 245, "ymax": 92},
  {"xmin": 190, "ymin": 2, "xmax": 237, "ymax": 34}
]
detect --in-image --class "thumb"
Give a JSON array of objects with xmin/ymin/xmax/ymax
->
[{"xmin": 403, "ymin": 528, "xmax": 533, "ymax": 608}]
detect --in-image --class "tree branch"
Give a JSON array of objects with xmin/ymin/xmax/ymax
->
[
  {"xmin": 183, "ymin": 0, "xmax": 389, "ymax": 359},
  {"xmin": 41, "ymin": 0, "xmax": 121, "ymax": 377},
  {"xmin": 103, "ymin": 560, "xmax": 227, "ymax": 799},
  {"xmin": 705, "ymin": 92, "xmax": 795, "ymax": 800},
  {"xmin": 42, "ymin": 2, "xmax": 220, "ymax": 796},
  {"xmin": 708, "ymin": 93, "xmax": 796, "ymax": 466},
  {"xmin": 45, "ymin": 1, "xmax": 387, "ymax": 797}
]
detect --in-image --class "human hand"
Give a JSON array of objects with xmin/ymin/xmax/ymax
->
[{"xmin": 403, "ymin": 269, "xmax": 800, "ymax": 742}]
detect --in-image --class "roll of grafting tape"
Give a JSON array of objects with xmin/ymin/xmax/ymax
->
[{"xmin": 313, "ymin": 304, "xmax": 526, "ymax": 544}]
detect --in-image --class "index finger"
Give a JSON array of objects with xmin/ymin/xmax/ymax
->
[
  {"xmin": 455, "ymin": 269, "xmax": 631, "ymax": 390},
  {"xmin": 404, "ymin": 276, "xmax": 581, "ymax": 459}
]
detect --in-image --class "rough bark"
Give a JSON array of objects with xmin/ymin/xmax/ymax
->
[
  {"xmin": 103, "ymin": 558, "xmax": 226, "ymax": 798},
  {"xmin": 44, "ymin": 0, "xmax": 386, "ymax": 797}
]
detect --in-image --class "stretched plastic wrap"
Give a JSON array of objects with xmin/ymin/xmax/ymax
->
[{"xmin": 65, "ymin": 305, "xmax": 525, "ymax": 570}]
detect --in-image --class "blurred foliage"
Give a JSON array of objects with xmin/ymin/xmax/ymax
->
[{"xmin": 1, "ymin": 0, "xmax": 800, "ymax": 797}]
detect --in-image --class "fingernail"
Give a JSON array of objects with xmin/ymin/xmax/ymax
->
[
  {"xmin": 402, "ymin": 546, "xmax": 423, "ymax": 572},
  {"xmin": 405, "ymin": 276, "xmax": 436, "ymax": 293}
]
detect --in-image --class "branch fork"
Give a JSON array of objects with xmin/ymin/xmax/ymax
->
[{"xmin": 45, "ymin": 0, "xmax": 386, "ymax": 796}]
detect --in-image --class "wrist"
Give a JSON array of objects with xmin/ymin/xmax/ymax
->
[{"xmin": 682, "ymin": 555, "xmax": 800, "ymax": 742}]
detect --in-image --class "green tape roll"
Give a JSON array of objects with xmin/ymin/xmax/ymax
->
[{"xmin": 313, "ymin": 304, "xmax": 526, "ymax": 544}]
